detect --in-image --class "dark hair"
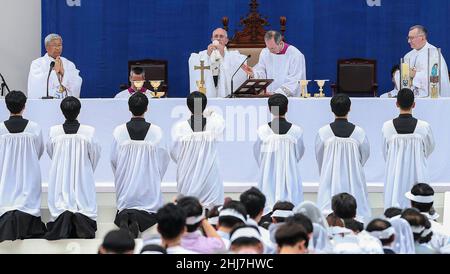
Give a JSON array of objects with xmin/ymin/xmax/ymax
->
[
  {"xmin": 229, "ymin": 224, "xmax": 261, "ymax": 246},
  {"xmin": 140, "ymin": 244, "xmax": 167, "ymax": 254},
  {"xmin": 397, "ymin": 88, "xmax": 415, "ymax": 110},
  {"xmin": 101, "ymin": 229, "xmax": 135, "ymax": 254},
  {"xmin": 156, "ymin": 203, "xmax": 186, "ymax": 240},
  {"xmin": 384, "ymin": 207, "xmax": 402, "ymax": 219},
  {"xmin": 285, "ymin": 213, "xmax": 313, "ymax": 234},
  {"xmin": 343, "ymin": 218, "xmax": 364, "ymax": 233},
  {"xmin": 128, "ymin": 92, "xmax": 148, "ymax": 116},
  {"xmin": 330, "ymin": 93, "xmax": 351, "ymax": 117},
  {"xmin": 332, "ymin": 193, "xmax": 357, "ymax": 219},
  {"xmin": 326, "ymin": 212, "xmax": 344, "ymax": 227},
  {"xmin": 410, "ymin": 183, "xmax": 434, "ymax": 213},
  {"xmin": 271, "ymin": 201, "xmax": 295, "ymax": 223},
  {"xmin": 218, "ymin": 200, "xmax": 248, "ymax": 229},
  {"xmin": 391, "ymin": 64, "xmax": 400, "ymax": 78},
  {"xmin": 5, "ymin": 91, "xmax": 27, "ymax": 114},
  {"xmin": 366, "ymin": 218, "xmax": 395, "ymax": 246},
  {"xmin": 275, "ymin": 222, "xmax": 309, "ymax": 248},
  {"xmin": 268, "ymin": 94, "xmax": 288, "ymax": 116},
  {"xmin": 207, "ymin": 205, "xmax": 221, "ymax": 219},
  {"xmin": 240, "ymin": 187, "xmax": 266, "ymax": 219},
  {"xmin": 401, "ymin": 208, "xmax": 432, "ymax": 243},
  {"xmin": 131, "ymin": 66, "xmax": 144, "ymax": 76},
  {"xmin": 187, "ymin": 91, "xmax": 207, "ymax": 114},
  {"xmin": 60, "ymin": 96, "xmax": 81, "ymax": 121},
  {"xmin": 177, "ymin": 196, "xmax": 203, "ymax": 233}
]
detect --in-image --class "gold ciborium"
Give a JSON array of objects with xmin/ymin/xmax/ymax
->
[{"xmin": 299, "ymin": 80, "xmax": 311, "ymax": 98}]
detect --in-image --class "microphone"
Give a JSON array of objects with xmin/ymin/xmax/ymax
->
[
  {"xmin": 230, "ymin": 54, "xmax": 251, "ymax": 98},
  {"xmin": 0, "ymin": 73, "xmax": 10, "ymax": 96},
  {"xmin": 42, "ymin": 61, "xmax": 55, "ymax": 99}
]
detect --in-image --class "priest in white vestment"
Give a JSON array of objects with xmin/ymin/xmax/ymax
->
[
  {"xmin": 111, "ymin": 93, "xmax": 170, "ymax": 238},
  {"xmin": 0, "ymin": 91, "xmax": 46, "ymax": 241},
  {"xmin": 27, "ymin": 33, "xmax": 82, "ymax": 99},
  {"xmin": 403, "ymin": 25, "xmax": 450, "ymax": 97},
  {"xmin": 114, "ymin": 67, "xmax": 153, "ymax": 98},
  {"xmin": 382, "ymin": 88, "xmax": 435, "ymax": 209},
  {"xmin": 45, "ymin": 97, "xmax": 100, "ymax": 240},
  {"xmin": 254, "ymin": 94, "xmax": 305, "ymax": 213},
  {"xmin": 316, "ymin": 94, "xmax": 371, "ymax": 222},
  {"xmin": 241, "ymin": 30, "xmax": 306, "ymax": 97},
  {"xmin": 171, "ymin": 92, "xmax": 225, "ymax": 209},
  {"xmin": 188, "ymin": 28, "xmax": 248, "ymax": 97}
]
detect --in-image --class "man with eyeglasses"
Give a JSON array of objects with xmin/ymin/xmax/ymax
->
[
  {"xmin": 403, "ymin": 25, "xmax": 450, "ymax": 97},
  {"xmin": 27, "ymin": 33, "xmax": 82, "ymax": 99},
  {"xmin": 115, "ymin": 67, "xmax": 152, "ymax": 98},
  {"xmin": 188, "ymin": 28, "xmax": 248, "ymax": 97}
]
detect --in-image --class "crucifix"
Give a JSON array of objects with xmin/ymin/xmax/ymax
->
[{"xmin": 194, "ymin": 60, "xmax": 210, "ymax": 94}]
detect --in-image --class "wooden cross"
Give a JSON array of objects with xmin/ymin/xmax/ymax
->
[{"xmin": 194, "ymin": 60, "xmax": 210, "ymax": 85}]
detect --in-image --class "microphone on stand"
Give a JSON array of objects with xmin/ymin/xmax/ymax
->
[
  {"xmin": 0, "ymin": 73, "xmax": 11, "ymax": 97},
  {"xmin": 42, "ymin": 61, "xmax": 55, "ymax": 99},
  {"xmin": 230, "ymin": 55, "xmax": 251, "ymax": 98}
]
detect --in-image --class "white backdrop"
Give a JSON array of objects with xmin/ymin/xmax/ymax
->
[
  {"xmin": 0, "ymin": 0, "xmax": 41, "ymax": 95},
  {"xmin": 0, "ymin": 97, "xmax": 449, "ymax": 187}
]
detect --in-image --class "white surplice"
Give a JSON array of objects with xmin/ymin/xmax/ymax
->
[
  {"xmin": 188, "ymin": 49, "xmax": 248, "ymax": 97},
  {"xmin": 0, "ymin": 122, "xmax": 43, "ymax": 217},
  {"xmin": 111, "ymin": 123, "xmax": 169, "ymax": 214},
  {"xmin": 315, "ymin": 125, "xmax": 371, "ymax": 222},
  {"xmin": 253, "ymin": 124, "xmax": 305, "ymax": 213},
  {"xmin": 382, "ymin": 120, "xmax": 435, "ymax": 209},
  {"xmin": 170, "ymin": 111, "xmax": 225, "ymax": 209},
  {"xmin": 46, "ymin": 125, "xmax": 100, "ymax": 221},
  {"xmin": 27, "ymin": 53, "xmax": 82, "ymax": 99},
  {"xmin": 404, "ymin": 42, "xmax": 450, "ymax": 97},
  {"xmin": 253, "ymin": 45, "xmax": 306, "ymax": 97}
]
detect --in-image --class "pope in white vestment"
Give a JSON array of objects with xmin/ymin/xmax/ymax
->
[
  {"xmin": 171, "ymin": 93, "xmax": 225, "ymax": 209},
  {"xmin": 242, "ymin": 31, "xmax": 306, "ymax": 97},
  {"xmin": 188, "ymin": 28, "xmax": 247, "ymax": 98},
  {"xmin": 27, "ymin": 34, "xmax": 82, "ymax": 99},
  {"xmin": 403, "ymin": 26, "xmax": 450, "ymax": 97}
]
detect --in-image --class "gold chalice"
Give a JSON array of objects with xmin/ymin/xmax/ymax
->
[{"xmin": 314, "ymin": 80, "xmax": 329, "ymax": 97}]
